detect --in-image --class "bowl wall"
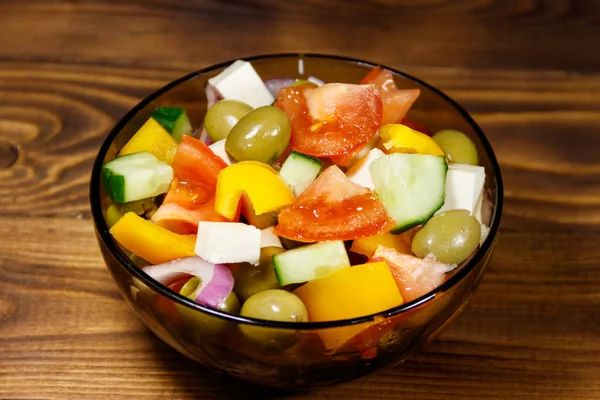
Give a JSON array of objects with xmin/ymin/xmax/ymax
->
[{"xmin": 91, "ymin": 54, "xmax": 502, "ymax": 389}]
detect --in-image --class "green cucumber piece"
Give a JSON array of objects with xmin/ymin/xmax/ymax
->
[
  {"xmin": 151, "ymin": 107, "xmax": 192, "ymax": 142},
  {"xmin": 102, "ymin": 152, "xmax": 173, "ymax": 203},
  {"xmin": 279, "ymin": 151, "xmax": 322, "ymax": 196},
  {"xmin": 370, "ymin": 153, "xmax": 448, "ymax": 233},
  {"xmin": 273, "ymin": 241, "xmax": 350, "ymax": 286}
]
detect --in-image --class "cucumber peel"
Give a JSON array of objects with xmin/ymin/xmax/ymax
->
[
  {"xmin": 370, "ymin": 153, "xmax": 448, "ymax": 233},
  {"xmin": 151, "ymin": 107, "xmax": 192, "ymax": 142},
  {"xmin": 102, "ymin": 152, "xmax": 173, "ymax": 203},
  {"xmin": 273, "ymin": 241, "xmax": 350, "ymax": 286},
  {"xmin": 279, "ymin": 151, "xmax": 322, "ymax": 196}
]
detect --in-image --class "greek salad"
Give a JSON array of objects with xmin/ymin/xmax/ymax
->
[{"xmin": 102, "ymin": 59, "xmax": 491, "ymax": 350}]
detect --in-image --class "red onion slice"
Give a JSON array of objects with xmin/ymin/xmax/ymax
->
[
  {"xmin": 264, "ymin": 78, "xmax": 296, "ymax": 98},
  {"xmin": 198, "ymin": 128, "xmax": 213, "ymax": 145},
  {"xmin": 191, "ymin": 263, "xmax": 233, "ymax": 308},
  {"xmin": 143, "ymin": 257, "xmax": 234, "ymax": 309},
  {"xmin": 205, "ymin": 83, "xmax": 220, "ymax": 109}
]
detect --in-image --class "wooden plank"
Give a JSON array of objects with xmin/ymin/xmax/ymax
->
[{"xmin": 0, "ymin": 0, "xmax": 599, "ymax": 72}]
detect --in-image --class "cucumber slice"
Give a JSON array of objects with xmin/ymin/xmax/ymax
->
[
  {"xmin": 370, "ymin": 153, "xmax": 447, "ymax": 233},
  {"xmin": 279, "ymin": 151, "xmax": 322, "ymax": 196},
  {"xmin": 273, "ymin": 241, "xmax": 350, "ymax": 286},
  {"xmin": 151, "ymin": 107, "xmax": 192, "ymax": 142},
  {"xmin": 102, "ymin": 152, "xmax": 173, "ymax": 203}
]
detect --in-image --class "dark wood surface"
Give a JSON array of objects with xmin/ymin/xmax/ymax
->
[{"xmin": 1, "ymin": 1, "xmax": 600, "ymax": 399}]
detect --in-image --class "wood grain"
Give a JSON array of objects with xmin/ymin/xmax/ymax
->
[
  {"xmin": 0, "ymin": 0, "xmax": 599, "ymax": 72},
  {"xmin": 1, "ymin": 0, "xmax": 600, "ymax": 398}
]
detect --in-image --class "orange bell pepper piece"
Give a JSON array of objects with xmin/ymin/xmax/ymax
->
[
  {"xmin": 215, "ymin": 161, "xmax": 294, "ymax": 221},
  {"xmin": 380, "ymin": 124, "xmax": 444, "ymax": 156},
  {"xmin": 294, "ymin": 261, "xmax": 403, "ymax": 350},
  {"xmin": 110, "ymin": 212, "xmax": 196, "ymax": 265},
  {"xmin": 119, "ymin": 118, "xmax": 178, "ymax": 164}
]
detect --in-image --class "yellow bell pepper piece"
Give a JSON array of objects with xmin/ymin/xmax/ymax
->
[
  {"xmin": 215, "ymin": 161, "xmax": 294, "ymax": 221},
  {"xmin": 350, "ymin": 232, "xmax": 411, "ymax": 258},
  {"xmin": 380, "ymin": 124, "xmax": 445, "ymax": 156},
  {"xmin": 119, "ymin": 118, "xmax": 178, "ymax": 164},
  {"xmin": 294, "ymin": 261, "xmax": 403, "ymax": 350},
  {"xmin": 110, "ymin": 212, "xmax": 196, "ymax": 265}
]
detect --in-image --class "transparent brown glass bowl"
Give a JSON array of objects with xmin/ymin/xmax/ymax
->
[{"xmin": 90, "ymin": 54, "xmax": 503, "ymax": 389}]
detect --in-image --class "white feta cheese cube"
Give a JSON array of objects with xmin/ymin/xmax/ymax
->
[
  {"xmin": 195, "ymin": 222, "xmax": 261, "ymax": 265},
  {"xmin": 208, "ymin": 60, "xmax": 274, "ymax": 108},
  {"xmin": 208, "ymin": 139, "xmax": 232, "ymax": 165},
  {"xmin": 260, "ymin": 226, "xmax": 283, "ymax": 248},
  {"xmin": 436, "ymin": 163, "xmax": 486, "ymax": 217},
  {"xmin": 347, "ymin": 148, "xmax": 385, "ymax": 190}
]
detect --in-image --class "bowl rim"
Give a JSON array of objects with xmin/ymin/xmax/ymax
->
[{"xmin": 90, "ymin": 53, "xmax": 504, "ymax": 330}]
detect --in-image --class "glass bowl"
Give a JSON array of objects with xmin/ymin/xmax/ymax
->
[{"xmin": 89, "ymin": 54, "xmax": 503, "ymax": 389}]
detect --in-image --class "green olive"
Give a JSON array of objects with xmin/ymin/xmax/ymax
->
[
  {"xmin": 176, "ymin": 279, "xmax": 240, "ymax": 339},
  {"xmin": 180, "ymin": 277, "xmax": 241, "ymax": 314},
  {"xmin": 241, "ymin": 289, "xmax": 307, "ymax": 322},
  {"xmin": 179, "ymin": 277, "xmax": 198, "ymax": 298},
  {"xmin": 432, "ymin": 129, "xmax": 479, "ymax": 165},
  {"xmin": 232, "ymin": 247, "xmax": 284, "ymax": 301},
  {"xmin": 280, "ymin": 237, "xmax": 310, "ymax": 250},
  {"xmin": 216, "ymin": 291, "xmax": 241, "ymax": 314},
  {"xmin": 239, "ymin": 289, "xmax": 307, "ymax": 350},
  {"xmin": 225, "ymin": 106, "xmax": 291, "ymax": 164},
  {"xmin": 105, "ymin": 198, "xmax": 157, "ymax": 227},
  {"xmin": 412, "ymin": 210, "xmax": 481, "ymax": 265},
  {"xmin": 105, "ymin": 204, "xmax": 123, "ymax": 228},
  {"xmin": 203, "ymin": 99, "xmax": 252, "ymax": 142}
]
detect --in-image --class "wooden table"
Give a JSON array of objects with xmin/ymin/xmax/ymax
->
[{"xmin": 1, "ymin": 1, "xmax": 599, "ymax": 398}]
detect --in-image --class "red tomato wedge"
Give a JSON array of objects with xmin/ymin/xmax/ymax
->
[
  {"xmin": 274, "ymin": 165, "xmax": 392, "ymax": 242},
  {"xmin": 162, "ymin": 178, "xmax": 214, "ymax": 208},
  {"xmin": 370, "ymin": 246, "xmax": 455, "ymax": 302},
  {"xmin": 171, "ymin": 135, "xmax": 227, "ymax": 187},
  {"xmin": 152, "ymin": 136, "xmax": 230, "ymax": 234},
  {"xmin": 360, "ymin": 67, "xmax": 420, "ymax": 126},
  {"xmin": 275, "ymin": 83, "xmax": 382, "ymax": 166},
  {"xmin": 151, "ymin": 199, "xmax": 227, "ymax": 235}
]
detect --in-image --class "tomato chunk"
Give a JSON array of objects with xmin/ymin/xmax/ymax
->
[
  {"xmin": 162, "ymin": 178, "xmax": 214, "ymax": 208},
  {"xmin": 152, "ymin": 136, "xmax": 230, "ymax": 234},
  {"xmin": 274, "ymin": 165, "xmax": 392, "ymax": 242},
  {"xmin": 151, "ymin": 198, "xmax": 227, "ymax": 234},
  {"xmin": 370, "ymin": 246, "xmax": 454, "ymax": 302},
  {"xmin": 275, "ymin": 83, "xmax": 382, "ymax": 166},
  {"xmin": 171, "ymin": 135, "xmax": 227, "ymax": 187},
  {"xmin": 360, "ymin": 67, "xmax": 419, "ymax": 126}
]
